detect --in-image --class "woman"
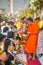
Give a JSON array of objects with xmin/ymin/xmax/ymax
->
[
  {"xmin": 24, "ymin": 17, "xmax": 39, "ymax": 60},
  {"xmin": 36, "ymin": 27, "xmax": 43, "ymax": 57}
]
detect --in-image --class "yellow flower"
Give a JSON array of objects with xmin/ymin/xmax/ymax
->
[
  {"xmin": 16, "ymin": 22, "xmax": 21, "ymax": 29},
  {"xmin": 0, "ymin": 50, "xmax": 3, "ymax": 54},
  {"xmin": 38, "ymin": 20, "xmax": 43, "ymax": 29}
]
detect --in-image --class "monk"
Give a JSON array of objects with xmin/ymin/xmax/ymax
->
[{"xmin": 24, "ymin": 17, "xmax": 39, "ymax": 60}]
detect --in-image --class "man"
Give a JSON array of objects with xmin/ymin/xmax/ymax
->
[{"xmin": 24, "ymin": 17, "xmax": 39, "ymax": 60}]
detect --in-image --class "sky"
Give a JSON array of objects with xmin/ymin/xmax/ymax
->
[{"xmin": 0, "ymin": 0, "xmax": 30, "ymax": 13}]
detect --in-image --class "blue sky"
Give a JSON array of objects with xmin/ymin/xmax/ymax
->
[{"xmin": 0, "ymin": 0, "xmax": 30, "ymax": 12}]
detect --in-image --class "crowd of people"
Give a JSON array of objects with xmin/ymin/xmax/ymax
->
[{"xmin": 0, "ymin": 17, "xmax": 43, "ymax": 65}]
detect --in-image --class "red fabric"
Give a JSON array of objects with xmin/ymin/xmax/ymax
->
[{"xmin": 28, "ymin": 59, "xmax": 41, "ymax": 65}]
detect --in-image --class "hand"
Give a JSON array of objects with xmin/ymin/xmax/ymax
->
[
  {"xmin": 14, "ymin": 56, "xmax": 18, "ymax": 60},
  {"xmin": 17, "ymin": 48, "xmax": 21, "ymax": 54}
]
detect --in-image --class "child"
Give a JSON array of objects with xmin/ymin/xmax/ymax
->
[{"xmin": 0, "ymin": 39, "xmax": 16, "ymax": 65}]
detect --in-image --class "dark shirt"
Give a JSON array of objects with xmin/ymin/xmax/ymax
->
[{"xmin": 5, "ymin": 52, "xmax": 14, "ymax": 65}]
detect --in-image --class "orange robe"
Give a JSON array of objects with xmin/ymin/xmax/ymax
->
[{"xmin": 24, "ymin": 23, "xmax": 39, "ymax": 53}]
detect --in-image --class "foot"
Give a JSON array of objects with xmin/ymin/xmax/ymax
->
[
  {"xmin": 32, "ymin": 57, "xmax": 35, "ymax": 60},
  {"xmin": 28, "ymin": 56, "xmax": 32, "ymax": 60}
]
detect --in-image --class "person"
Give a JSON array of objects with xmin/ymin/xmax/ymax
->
[
  {"xmin": 34, "ymin": 17, "xmax": 40, "ymax": 22},
  {"xmin": 36, "ymin": 27, "xmax": 43, "ymax": 57},
  {"xmin": 15, "ymin": 35, "xmax": 28, "ymax": 65},
  {"xmin": 0, "ymin": 33, "xmax": 6, "ymax": 47},
  {"xmin": 2, "ymin": 26, "xmax": 9, "ymax": 36},
  {"xmin": 15, "ymin": 35, "xmax": 22, "ymax": 54},
  {"xmin": 24, "ymin": 17, "xmax": 39, "ymax": 60},
  {"xmin": 0, "ymin": 39, "xmax": 16, "ymax": 65},
  {"xmin": 3, "ymin": 26, "xmax": 9, "ymax": 33},
  {"xmin": 16, "ymin": 17, "xmax": 25, "ymax": 31},
  {"xmin": 38, "ymin": 20, "xmax": 43, "ymax": 29},
  {"xmin": 8, "ymin": 21, "xmax": 14, "ymax": 31},
  {"xmin": 0, "ymin": 25, "xmax": 1, "ymax": 32},
  {"xmin": 0, "ymin": 34, "xmax": 6, "ymax": 51},
  {"xmin": 1, "ymin": 21, "xmax": 6, "ymax": 33},
  {"xmin": 0, "ymin": 33, "xmax": 3, "ymax": 45},
  {"xmin": 0, "ymin": 33, "xmax": 4, "ymax": 54},
  {"xmin": 0, "ymin": 60, "xmax": 5, "ymax": 65},
  {"xmin": 7, "ymin": 31, "xmax": 15, "ymax": 40}
]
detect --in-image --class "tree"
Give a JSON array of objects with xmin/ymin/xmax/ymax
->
[
  {"xmin": 0, "ymin": 14, "xmax": 8, "ymax": 22},
  {"xmin": 33, "ymin": 0, "xmax": 43, "ymax": 16},
  {"xmin": 18, "ymin": 9, "xmax": 34, "ymax": 20}
]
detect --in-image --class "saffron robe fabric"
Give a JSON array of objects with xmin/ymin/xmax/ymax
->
[{"xmin": 24, "ymin": 23, "xmax": 39, "ymax": 53}]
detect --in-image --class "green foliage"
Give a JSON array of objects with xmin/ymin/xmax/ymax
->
[
  {"xmin": 33, "ymin": 0, "xmax": 43, "ymax": 11},
  {"xmin": 18, "ymin": 9, "xmax": 34, "ymax": 20},
  {"xmin": 28, "ymin": 9, "xmax": 34, "ymax": 17},
  {"xmin": 0, "ymin": 14, "xmax": 8, "ymax": 22},
  {"xmin": 32, "ymin": 0, "xmax": 43, "ymax": 17}
]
